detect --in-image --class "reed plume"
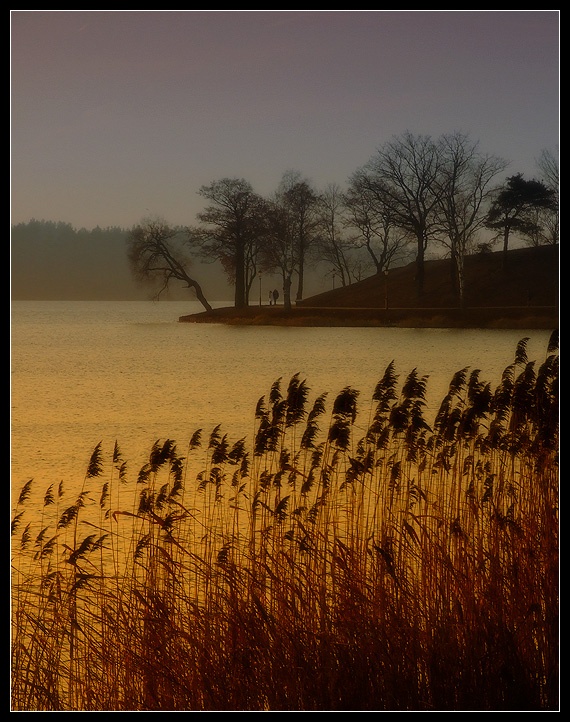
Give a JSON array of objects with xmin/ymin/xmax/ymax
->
[{"xmin": 11, "ymin": 336, "xmax": 559, "ymax": 712}]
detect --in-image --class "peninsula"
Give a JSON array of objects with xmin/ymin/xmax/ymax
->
[{"xmin": 179, "ymin": 245, "xmax": 558, "ymax": 330}]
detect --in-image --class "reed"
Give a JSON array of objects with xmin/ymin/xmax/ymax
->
[{"xmin": 11, "ymin": 334, "xmax": 559, "ymax": 711}]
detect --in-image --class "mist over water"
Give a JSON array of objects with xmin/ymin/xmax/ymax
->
[{"xmin": 11, "ymin": 300, "xmax": 553, "ymax": 498}]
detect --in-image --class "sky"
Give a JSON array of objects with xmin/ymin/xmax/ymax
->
[{"xmin": 11, "ymin": 10, "xmax": 559, "ymax": 232}]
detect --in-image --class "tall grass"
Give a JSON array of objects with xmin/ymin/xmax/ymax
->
[{"xmin": 11, "ymin": 334, "xmax": 559, "ymax": 711}]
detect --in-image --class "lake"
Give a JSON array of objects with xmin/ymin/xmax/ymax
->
[{"xmin": 10, "ymin": 300, "xmax": 555, "ymax": 500}]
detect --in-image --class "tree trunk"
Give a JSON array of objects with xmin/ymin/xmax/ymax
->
[
  {"xmin": 502, "ymin": 227, "xmax": 510, "ymax": 271},
  {"xmin": 283, "ymin": 275, "xmax": 292, "ymax": 311},
  {"xmin": 455, "ymin": 250, "xmax": 466, "ymax": 310},
  {"xmin": 296, "ymin": 246, "xmax": 305, "ymax": 301},
  {"xmin": 415, "ymin": 240, "xmax": 425, "ymax": 297},
  {"xmin": 295, "ymin": 265, "xmax": 304, "ymax": 302},
  {"xmin": 187, "ymin": 279, "xmax": 212, "ymax": 312},
  {"xmin": 234, "ymin": 241, "xmax": 246, "ymax": 308}
]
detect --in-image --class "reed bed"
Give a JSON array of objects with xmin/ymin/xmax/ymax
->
[{"xmin": 11, "ymin": 334, "xmax": 559, "ymax": 711}]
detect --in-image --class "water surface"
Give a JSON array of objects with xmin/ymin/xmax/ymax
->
[{"xmin": 11, "ymin": 300, "xmax": 553, "ymax": 496}]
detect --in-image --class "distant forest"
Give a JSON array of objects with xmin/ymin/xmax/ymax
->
[
  {"xmin": 9, "ymin": 219, "xmax": 350, "ymax": 302},
  {"xmin": 11, "ymin": 133, "xmax": 558, "ymax": 304},
  {"xmin": 10, "ymin": 220, "xmax": 234, "ymax": 301}
]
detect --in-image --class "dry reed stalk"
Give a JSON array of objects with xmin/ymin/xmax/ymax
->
[{"xmin": 11, "ymin": 335, "xmax": 558, "ymax": 711}]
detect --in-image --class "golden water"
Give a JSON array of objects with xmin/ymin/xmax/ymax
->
[{"xmin": 11, "ymin": 300, "xmax": 553, "ymax": 513}]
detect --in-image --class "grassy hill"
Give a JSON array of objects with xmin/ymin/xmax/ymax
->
[
  {"xmin": 300, "ymin": 244, "xmax": 558, "ymax": 310},
  {"xmin": 180, "ymin": 245, "xmax": 559, "ymax": 328}
]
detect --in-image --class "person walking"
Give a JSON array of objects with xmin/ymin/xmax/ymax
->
[{"xmin": 272, "ymin": 289, "xmax": 279, "ymax": 306}]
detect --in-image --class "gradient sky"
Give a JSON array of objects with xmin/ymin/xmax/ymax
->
[{"xmin": 11, "ymin": 10, "xmax": 559, "ymax": 232}]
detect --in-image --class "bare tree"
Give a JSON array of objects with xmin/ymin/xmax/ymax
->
[
  {"xmin": 314, "ymin": 183, "xmax": 366, "ymax": 287},
  {"xmin": 517, "ymin": 205, "xmax": 559, "ymax": 247},
  {"xmin": 196, "ymin": 178, "xmax": 265, "ymax": 308},
  {"xmin": 530, "ymin": 147, "xmax": 559, "ymax": 246},
  {"xmin": 127, "ymin": 217, "xmax": 212, "ymax": 311},
  {"xmin": 344, "ymin": 171, "xmax": 411, "ymax": 274},
  {"xmin": 258, "ymin": 196, "xmax": 298, "ymax": 311},
  {"xmin": 537, "ymin": 147, "xmax": 559, "ymax": 191},
  {"xmin": 276, "ymin": 171, "xmax": 320, "ymax": 302},
  {"xmin": 355, "ymin": 132, "xmax": 442, "ymax": 297},
  {"xmin": 434, "ymin": 132, "xmax": 507, "ymax": 308}
]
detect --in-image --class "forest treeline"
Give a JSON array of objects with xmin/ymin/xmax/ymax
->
[
  {"xmin": 12, "ymin": 132, "xmax": 558, "ymax": 308},
  {"xmin": 10, "ymin": 221, "xmax": 233, "ymax": 302},
  {"xmin": 11, "ymin": 222, "xmax": 138, "ymax": 301}
]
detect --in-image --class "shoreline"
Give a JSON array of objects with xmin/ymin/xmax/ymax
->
[{"xmin": 179, "ymin": 304, "xmax": 558, "ymax": 330}]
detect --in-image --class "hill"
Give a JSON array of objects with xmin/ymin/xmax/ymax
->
[{"xmin": 180, "ymin": 245, "xmax": 559, "ymax": 329}]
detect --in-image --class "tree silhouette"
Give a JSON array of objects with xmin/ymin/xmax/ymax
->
[
  {"xmin": 485, "ymin": 174, "xmax": 556, "ymax": 268},
  {"xmin": 275, "ymin": 172, "xmax": 319, "ymax": 303},
  {"xmin": 127, "ymin": 217, "xmax": 212, "ymax": 311},
  {"xmin": 354, "ymin": 132, "xmax": 442, "ymax": 297},
  {"xmin": 433, "ymin": 132, "xmax": 506, "ymax": 308},
  {"xmin": 196, "ymin": 178, "xmax": 265, "ymax": 309}
]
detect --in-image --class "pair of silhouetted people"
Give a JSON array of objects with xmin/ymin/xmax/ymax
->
[{"xmin": 269, "ymin": 289, "xmax": 279, "ymax": 306}]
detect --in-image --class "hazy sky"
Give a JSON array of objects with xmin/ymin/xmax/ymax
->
[{"xmin": 11, "ymin": 10, "xmax": 559, "ymax": 231}]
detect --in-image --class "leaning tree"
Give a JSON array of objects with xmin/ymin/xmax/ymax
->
[{"xmin": 127, "ymin": 217, "xmax": 212, "ymax": 311}]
